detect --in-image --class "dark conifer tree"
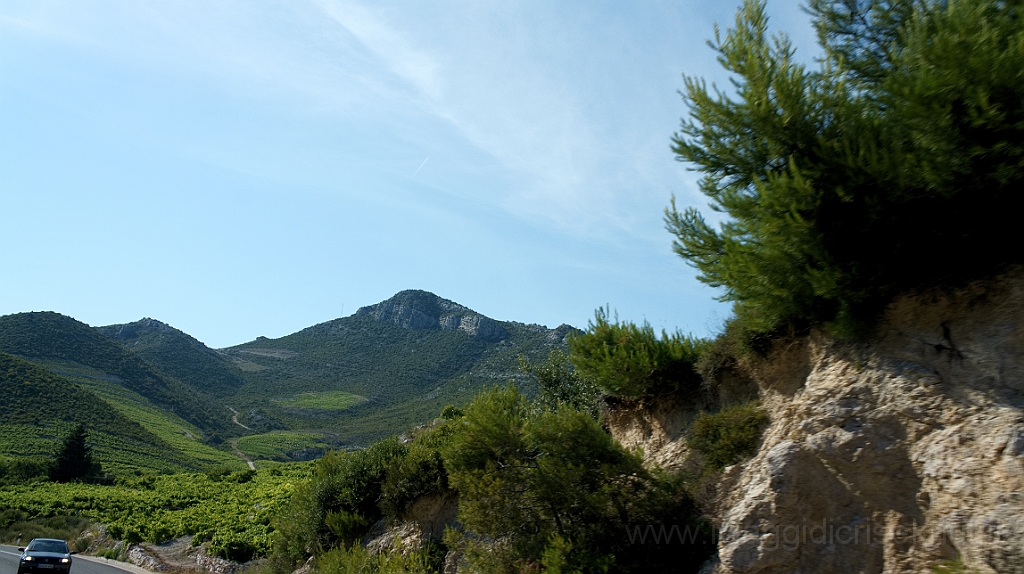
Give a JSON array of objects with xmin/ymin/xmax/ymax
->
[{"xmin": 50, "ymin": 423, "xmax": 100, "ymax": 482}]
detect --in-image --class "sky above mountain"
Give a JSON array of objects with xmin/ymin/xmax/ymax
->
[{"xmin": 1, "ymin": 1, "xmax": 818, "ymax": 348}]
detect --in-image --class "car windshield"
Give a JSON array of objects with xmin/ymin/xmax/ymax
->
[{"xmin": 28, "ymin": 541, "xmax": 68, "ymax": 554}]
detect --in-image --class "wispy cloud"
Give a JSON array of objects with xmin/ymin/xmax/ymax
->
[
  {"xmin": 309, "ymin": 1, "xmax": 639, "ymax": 235},
  {"xmin": 315, "ymin": 0, "xmax": 442, "ymax": 102},
  {"xmin": 2, "ymin": 0, "xmax": 708, "ymax": 239}
]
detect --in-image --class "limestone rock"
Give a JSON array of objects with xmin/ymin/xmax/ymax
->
[
  {"xmin": 712, "ymin": 272, "xmax": 1024, "ymax": 573},
  {"xmin": 606, "ymin": 270, "xmax": 1024, "ymax": 573},
  {"xmin": 356, "ymin": 290, "xmax": 509, "ymax": 341}
]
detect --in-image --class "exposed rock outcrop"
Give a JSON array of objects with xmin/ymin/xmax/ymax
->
[
  {"xmin": 603, "ymin": 393, "xmax": 705, "ymax": 474},
  {"xmin": 362, "ymin": 494, "xmax": 460, "ymax": 567},
  {"xmin": 356, "ymin": 290, "xmax": 509, "ymax": 341},
  {"xmin": 607, "ymin": 271, "xmax": 1024, "ymax": 573}
]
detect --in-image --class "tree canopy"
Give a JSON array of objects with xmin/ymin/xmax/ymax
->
[
  {"xmin": 666, "ymin": 0, "xmax": 1024, "ymax": 337},
  {"xmin": 50, "ymin": 424, "xmax": 101, "ymax": 483}
]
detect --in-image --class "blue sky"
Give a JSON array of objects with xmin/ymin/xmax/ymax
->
[{"xmin": 1, "ymin": 1, "xmax": 817, "ymax": 348}]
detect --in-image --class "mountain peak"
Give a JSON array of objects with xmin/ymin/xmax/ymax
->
[
  {"xmin": 356, "ymin": 290, "xmax": 508, "ymax": 341},
  {"xmin": 103, "ymin": 317, "xmax": 179, "ymax": 340}
]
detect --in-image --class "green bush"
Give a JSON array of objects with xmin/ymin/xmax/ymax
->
[
  {"xmin": 518, "ymin": 350, "xmax": 600, "ymax": 418},
  {"xmin": 438, "ymin": 405, "xmax": 463, "ymax": 420},
  {"xmin": 568, "ymin": 308, "xmax": 706, "ymax": 398},
  {"xmin": 0, "ymin": 514, "xmax": 93, "ymax": 545},
  {"xmin": 314, "ymin": 540, "xmax": 444, "ymax": 574},
  {"xmin": 381, "ymin": 422, "xmax": 457, "ymax": 520},
  {"xmin": 205, "ymin": 465, "xmax": 235, "ymax": 481},
  {"xmin": 689, "ymin": 402, "xmax": 769, "ymax": 471},
  {"xmin": 443, "ymin": 384, "xmax": 714, "ymax": 573},
  {"xmin": 272, "ymin": 439, "xmax": 408, "ymax": 567},
  {"xmin": 0, "ymin": 456, "xmax": 51, "ymax": 486},
  {"xmin": 96, "ymin": 548, "xmax": 121, "ymax": 560}
]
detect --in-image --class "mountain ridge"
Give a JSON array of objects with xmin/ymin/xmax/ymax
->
[{"xmin": 0, "ymin": 290, "xmax": 576, "ymax": 468}]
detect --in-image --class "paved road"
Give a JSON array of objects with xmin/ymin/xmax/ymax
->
[{"xmin": 0, "ymin": 546, "xmax": 148, "ymax": 574}]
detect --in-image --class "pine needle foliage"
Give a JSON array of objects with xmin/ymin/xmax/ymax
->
[
  {"xmin": 517, "ymin": 350, "xmax": 601, "ymax": 418},
  {"xmin": 49, "ymin": 424, "xmax": 101, "ymax": 483},
  {"xmin": 568, "ymin": 308, "xmax": 706, "ymax": 398},
  {"xmin": 666, "ymin": 0, "xmax": 1024, "ymax": 338}
]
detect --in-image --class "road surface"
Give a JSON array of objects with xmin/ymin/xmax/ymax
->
[{"xmin": 0, "ymin": 545, "xmax": 150, "ymax": 574}]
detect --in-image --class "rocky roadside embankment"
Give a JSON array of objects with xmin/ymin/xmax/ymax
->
[{"xmin": 608, "ymin": 271, "xmax": 1024, "ymax": 573}]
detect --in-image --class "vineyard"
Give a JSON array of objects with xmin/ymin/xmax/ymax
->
[
  {"xmin": 20, "ymin": 358, "xmax": 245, "ymax": 473},
  {"xmin": 0, "ymin": 465, "xmax": 311, "ymax": 561},
  {"xmin": 71, "ymin": 377, "xmax": 245, "ymax": 471},
  {"xmin": 236, "ymin": 432, "xmax": 329, "ymax": 461}
]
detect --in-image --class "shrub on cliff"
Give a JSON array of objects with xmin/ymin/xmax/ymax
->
[
  {"xmin": 568, "ymin": 307, "xmax": 706, "ymax": 398},
  {"xmin": 689, "ymin": 401, "xmax": 770, "ymax": 471}
]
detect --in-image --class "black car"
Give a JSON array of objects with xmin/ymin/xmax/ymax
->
[{"xmin": 16, "ymin": 538, "xmax": 73, "ymax": 574}]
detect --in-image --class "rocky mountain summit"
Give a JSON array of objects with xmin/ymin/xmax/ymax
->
[
  {"xmin": 356, "ymin": 290, "xmax": 510, "ymax": 341},
  {"xmin": 100, "ymin": 317, "xmax": 179, "ymax": 340}
]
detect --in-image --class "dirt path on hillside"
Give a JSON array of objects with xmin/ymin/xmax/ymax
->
[
  {"xmin": 225, "ymin": 406, "xmax": 256, "ymax": 470},
  {"xmin": 229, "ymin": 438, "xmax": 256, "ymax": 470},
  {"xmin": 226, "ymin": 406, "xmax": 252, "ymax": 430}
]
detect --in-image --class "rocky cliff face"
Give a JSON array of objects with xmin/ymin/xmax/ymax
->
[
  {"xmin": 356, "ymin": 290, "xmax": 509, "ymax": 342},
  {"xmin": 608, "ymin": 272, "xmax": 1024, "ymax": 573}
]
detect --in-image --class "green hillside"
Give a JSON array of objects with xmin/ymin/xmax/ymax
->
[
  {"xmin": 0, "ymin": 312, "xmax": 233, "ymax": 438},
  {"xmin": 35, "ymin": 358, "xmax": 248, "ymax": 471},
  {"xmin": 222, "ymin": 291, "xmax": 573, "ymax": 444},
  {"xmin": 0, "ymin": 293, "xmax": 574, "ymax": 457},
  {"xmin": 0, "ymin": 353, "xmax": 234, "ymax": 477},
  {"xmin": 97, "ymin": 318, "xmax": 247, "ymax": 396}
]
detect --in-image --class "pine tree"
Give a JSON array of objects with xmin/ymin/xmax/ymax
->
[
  {"xmin": 666, "ymin": 0, "xmax": 1024, "ymax": 338},
  {"xmin": 50, "ymin": 423, "xmax": 100, "ymax": 482}
]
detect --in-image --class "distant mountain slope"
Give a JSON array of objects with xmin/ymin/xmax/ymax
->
[
  {"xmin": 0, "ymin": 292, "xmax": 576, "ymax": 456},
  {"xmin": 0, "ymin": 352, "xmax": 215, "ymax": 475},
  {"xmin": 223, "ymin": 290, "xmax": 575, "ymax": 443},
  {"xmin": 0, "ymin": 312, "xmax": 231, "ymax": 437},
  {"xmin": 97, "ymin": 318, "xmax": 246, "ymax": 395}
]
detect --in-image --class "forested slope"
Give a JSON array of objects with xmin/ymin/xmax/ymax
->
[{"xmin": 0, "ymin": 312, "xmax": 232, "ymax": 437}]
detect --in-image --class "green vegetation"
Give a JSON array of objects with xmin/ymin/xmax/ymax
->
[
  {"xmin": 568, "ymin": 308, "xmax": 706, "ymax": 398},
  {"xmin": 0, "ymin": 465, "xmax": 310, "ymax": 561},
  {"xmin": 380, "ymin": 422, "xmax": 457, "ymax": 520},
  {"xmin": 98, "ymin": 318, "xmax": 247, "ymax": 396},
  {"xmin": 275, "ymin": 391, "xmax": 366, "ymax": 410},
  {"xmin": 237, "ymin": 432, "xmax": 330, "ymax": 462},
  {"xmin": 0, "ymin": 353, "xmax": 155, "ymax": 441},
  {"xmin": 222, "ymin": 306, "xmax": 567, "ymax": 444},
  {"xmin": 518, "ymin": 349, "xmax": 600, "ymax": 418},
  {"xmin": 0, "ymin": 353, "xmax": 244, "ymax": 478},
  {"xmin": 0, "ymin": 512, "xmax": 93, "ymax": 545},
  {"xmin": 932, "ymin": 557, "xmax": 979, "ymax": 574},
  {"xmin": 0, "ymin": 353, "xmax": 227, "ymax": 479},
  {"xmin": 49, "ymin": 424, "xmax": 102, "ymax": 483},
  {"xmin": 688, "ymin": 401, "xmax": 769, "ymax": 471},
  {"xmin": 314, "ymin": 543, "xmax": 444, "ymax": 574},
  {"xmin": 665, "ymin": 0, "xmax": 1024, "ymax": 339},
  {"xmin": 443, "ymin": 385, "xmax": 712, "ymax": 573},
  {"xmin": 272, "ymin": 385, "xmax": 714, "ymax": 574},
  {"xmin": 272, "ymin": 439, "xmax": 409, "ymax": 566},
  {"xmin": 0, "ymin": 312, "xmax": 232, "ymax": 436}
]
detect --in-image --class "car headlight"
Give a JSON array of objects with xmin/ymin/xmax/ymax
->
[
  {"xmin": 23, "ymin": 556, "xmax": 33, "ymax": 561},
  {"xmin": 61, "ymin": 558, "xmax": 71, "ymax": 563}
]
